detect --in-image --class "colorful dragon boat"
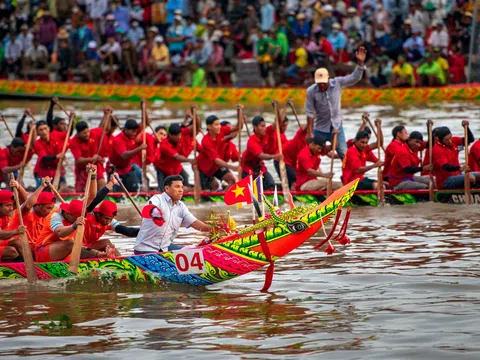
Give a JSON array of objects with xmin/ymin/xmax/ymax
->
[
  {"xmin": 58, "ymin": 188, "xmax": 480, "ymax": 206},
  {"xmin": 0, "ymin": 181, "xmax": 358, "ymax": 289}
]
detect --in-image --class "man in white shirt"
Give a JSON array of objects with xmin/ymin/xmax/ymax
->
[
  {"xmin": 98, "ymin": 35, "xmax": 122, "ymax": 72},
  {"xmin": 5, "ymin": 32, "xmax": 23, "ymax": 76},
  {"xmin": 134, "ymin": 175, "xmax": 210, "ymax": 254},
  {"xmin": 428, "ymin": 21, "xmax": 449, "ymax": 55},
  {"xmin": 17, "ymin": 24, "xmax": 33, "ymax": 55},
  {"xmin": 25, "ymin": 37, "xmax": 48, "ymax": 69},
  {"xmin": 86, "ymin": 0, "xmax": 108, "ymax": 43}
]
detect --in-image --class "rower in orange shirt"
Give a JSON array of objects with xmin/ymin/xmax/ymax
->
[
  {"xmin": 342, "ymin": 130, "xmax": 385, "ymax": 190},
  {"xmin": 0, "ymin": 187, "xmax": 27, "ymax": 262},
  {"xmin": 83, "ymin": 175, "xmax": 139, "ymax": 256},
  {"xmin": 8, "ymin": 176, "xmax": 56, "ymax": 251},
  {"xmin": 34, "ymin": 167, "xmax": 99, "ymax": 262},
  {"xmin": 241, "ymin": 116, "xmax": 281, "ymax": 190}
]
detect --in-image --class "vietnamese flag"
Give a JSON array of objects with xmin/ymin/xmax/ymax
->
[{"xmin": 224, "ymin": 176, "xmax": 253, "ymax": 205}]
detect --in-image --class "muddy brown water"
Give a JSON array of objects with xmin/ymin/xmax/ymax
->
[{"xmin": 0, "ymin": 100, "xmax": 479, "ymax": 359}]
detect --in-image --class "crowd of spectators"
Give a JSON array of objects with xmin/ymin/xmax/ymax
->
[{"xmin": 0, "ymin": 0, "xmax": 477, "ymax": 88}]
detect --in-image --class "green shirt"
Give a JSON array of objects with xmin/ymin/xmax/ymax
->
[
  {"xmin": 272, "ymin": 32, "xmax": 289, "ymax": 58},
  {"xmin": 192, "ymin": 68, "xmax": 206, "ymax": 88},
  {"xmin": 417, "ymin": 61, "xmax": 446, "ymax": 84},
  {"xmin": 257, "ymin": 37, "xmax": 274, "ymax": 57}
]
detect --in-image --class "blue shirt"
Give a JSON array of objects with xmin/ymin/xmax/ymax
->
[
  {"xmin": 403, "ymin": 36, "xmax": 425, "ymax": 56},
  {"xmin": 113, "ymin": 5, "xmax": 130, "ymax": 32},
  {"xmin": 305, "ymin": 65, "xmax": 366, "ymax": 131},
  {"xmin": 260, "ymin": 3, "xmax": 275, "ymax": 31},
  {"xmin": 327, "ymin": 31, "xmax": 347, "ymax": 51},
  {"xmin": 166, "ymin": 0, "xmax": 182, "ymax": 24},
  {"xmin": 167, "ymin": 24, "xmax": 185, "ymax": 53}
]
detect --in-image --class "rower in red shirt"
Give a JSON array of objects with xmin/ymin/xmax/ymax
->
[
  {"xmin": 90, "ymin": 108, "xmax": 120, "ymax": 187},
  {"xmin": 383, "ymin": 125, "xmax": 409, "ymax": 178},
  {"xmin": 468, "ymin": 139, "xmax": 480, "ymax": 172},
  {"xmin": 197, "ymin": 115, "xmax": 240, "ymax": 191},
  {"xmin": 388, "ymin": 131, "xmax": 433, "ymax": 190},
  {"xmin": 342, "ymin": 130, "xmax": 384, "ymax": 190},
  {"xmin": 8, "ymin": 176, "xmax": 56, "ymax": 250},
  {"xmin": 0, "ymin": 188, "xmax": 27, "ymax": 262},
  {"xmin": 219, "ymin": 121, "xmax": 239, "ymax": 163},
  {"xmin": 421, "ymin": 125, "xmax": 443, "ymax": 175},
  {"xmin": 432, "ymin": 124, "xmax": 478, "ymax": 189},
  {"xmin": 296, "ymin": 134, "xmax": 341, "ymax": 191},
  {"xmin": 0, "ymin": 138, "xmax": 34, "ymax": 186},
  {"xmin": 241, "ymin": 116, "xmax": 281, "ymax": 190},
  {"xmin": 155, "ymin": 123, "xmax": 196, "ymax": 191},
  {"xmin": 33, "ymin": 120, "xmax": 67, "ymax": 191},
  {"xmin": 46, "ymin": 97, "xmax": 69, "ymax": 144},
  {"xmin": 178, "ymin": 111, "xmax": 202, "ymax": 158},
  {"xmin": 109, "ymin": 119, "xmax": 147, "ymax": 192},
  {"xmin": 69, "ymin": 121, "xmax": 106, "ymax": 192}
]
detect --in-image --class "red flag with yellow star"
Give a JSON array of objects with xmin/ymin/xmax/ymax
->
[{"xmin": 224, "ymin": 175, "xmax": 252, "ymax": 205}]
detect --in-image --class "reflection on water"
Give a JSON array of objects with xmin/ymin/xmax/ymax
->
[{"xmin": 0, "ymin": 204, "xmax": 479, "ymax": 359}]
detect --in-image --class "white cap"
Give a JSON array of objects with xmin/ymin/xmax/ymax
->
[
  {"xmin": 106, "ymin": 14, "xmax": 115, "ymax": 20},
  {"xmin": 154, "ymin": 35, "xmax": 164, "ymax": 43},
  {"xmin": 174, "ymin": 15, "xmax": 182, "ymax": 21},
  {"xmin": 87, "ymin": 40, "xmax": 97, "ymax": 48},
  {"xmin": 347, "ymin": 7, "xmax": 357, "ymax": 13},
  {"xmin": 323, "ymin": 4, "xmax": 334, "ymax": 12},
  {"xmin": 314, "ymin": 68, "xmax": 329, "ymax": 84},
  {"xmin": 149, "ymin": 26, "xmax": 159, "ymax": 33}
]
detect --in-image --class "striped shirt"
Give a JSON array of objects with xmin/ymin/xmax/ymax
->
[
  {"xmin": 304, "ymin": 65, "xmax": 366, "ymax": 132},
  {"xmin": 134, "ymin": 192, "xmax": 197, "ymax": 252}
]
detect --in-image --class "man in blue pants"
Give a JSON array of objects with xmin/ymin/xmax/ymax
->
[{"xmin": 304, "ymin": 46, "xmax": 367, "ymax": 160}]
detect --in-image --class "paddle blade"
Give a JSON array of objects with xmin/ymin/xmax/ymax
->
[{"xmin": 21, "ymin": 233, "xmax": 37, "ymax": 284}]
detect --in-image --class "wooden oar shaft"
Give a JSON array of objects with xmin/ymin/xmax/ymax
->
[
  {"xmin": 244, "ymin": 115, "xmax": 251, "ymax": 137},
  {"xmin": 68, "ymin": 168, "xmax": 93, "ymax": 273},
  {"xmin": 18, "ymin": 113, "xmax": 37, "ymax": 184},
  {"xmin": 376, "ymin": 121, "xmax": 384, "ymax": 205},
  {"xmin": 366, "ymin": 118, "xmax": 386, "ymax": 152},
  {"xmin": 56, "ymin": 102, "xmax": 71, "ymax": 118},
  {"xmin": 191, "ymin": 107, "xmax": 201, "ymax": 204},
  {"xmin": 113, "ymin": 173, "xmax": 142, "ymax": 216},
  {"xmin": 463, "ymin": 123, "xmax": 471, "ymax": 205},
  {"xmin": 96, "ymin": 112, "xmax": 111, "ymax": 156},
  {"xmin": 327, "ymin": 132, "xmax": 337, "ymax": 196},
  {"xmin": 141, "ymin": 101, "xmax": 148, "ymax": 188},
  {"xmin": 1, "ymin": 116, "xmax": 15, "ymax": 138},
  {"xmin": 272, "ymin": 101, "xmax": 291, "ymax": 203},
  {"xmin": 47, "ymin": 182, "xmax": 66, "ymax": 203},
  {"xmin": 11, "ymin": 179, "xmax": 37, "ymax": 283},
  {"xmin": 428, "ymin": 120, "xmax": 434, "ymax": 202},
  {"xmin": 53, "ymin": 113, "xmax": 75, "ymax": 189},
  {"xmin": 287, "ymin": 101, "xmax": 302, "ymax": 128}
]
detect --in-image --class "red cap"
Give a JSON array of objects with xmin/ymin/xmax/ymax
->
[
  {"xmin": 0, "ymin": 190, "xmax": 14, "ymax": 204},
  {"xmin": 60, "ymin": 199, "xmax": 83, "ymax": 218},
  {"xmin": 36, "ymin": 192, "xmax": 57, "ymax": 205},
  {"xmin": 94, "ymin": 200, "xmax": 117, "ymax": 217},
  {"xmin": 141, "ymin": 204, "xmax": 165, "ymax": 226}
]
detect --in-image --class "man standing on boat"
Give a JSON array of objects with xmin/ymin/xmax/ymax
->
[
  {"xmin": 134, "ymin": 175, "xmax": 210, "ymax": 254},
  {"xmin": 304, "ymin": 46, "xmax": 367, "ymax": 160}
]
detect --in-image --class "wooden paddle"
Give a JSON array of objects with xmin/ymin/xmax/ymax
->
[
  {"xmin": 96, "ymin": 110, "xmax": 112, "ymax": 156},
  {"xmin": 236, "ymin": 104, "xmax": 244, "ymax": 177},
  {"xmin": 53, "ymin": 112, "xmax": 75, "ymax": 189},
  {"xmin": 140, "ymin": 100, "xmax": 148, "ymax": 191},
  {"xmin": 68, "ymin": 167, "xmax": 93, "ymax": 273},
  {"xmin": 55, "ymin": 101, "xmax": 71, "ymax": 118},
  {"xmin": 286, "ymin": 99, "xmax": 302, "ymax": 128},
  {"xmin": 427, "ymin": 119, "xmax": 434, "ymax": 202},
  {"xmin": 327, "ymin": 131, "xmax": 338, "ymax": 196},
  {"xmin": 272, "ymin": 101, "xmax": 291, "ymax": 204},
  {"xmin": 17, "ymin": 111, "xmax": 37, "ymax": 184},
  {"xmin": 1, "ymin": 115, "xmax": 15, "ymax": 138},
  {"xmin": 113, "ymin": 173, "xmax": 142, "ymax": 216},
  {"xmin": 463, "ymin": 120, "xmax": 472, "ymax": 205},
  {"xmin": 243, "ymin": 114, "xmax": 251, "ymax": 137},
  {"xmin": 11, "ymin": 175, "xmax": 37, "ymax": 283},
  {"xmin": 375, "ymin": 119, "xmax": 385, "ymax": 205},
  {"xmin": 47, "ymin": 181, "xmax": 66, "ymax": 203},
  {"xmin": 363, "ymin": 113, "xmax": 386, "ymax": 153},
  {"xmin": 191, "ymin": 106, "xmax": 201, "ymax": 204}
]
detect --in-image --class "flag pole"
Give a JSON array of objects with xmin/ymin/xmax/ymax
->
[
  {"xmin": 250, "ymin": 174, "xmax": 255, "ymax": 224},
  {"xmin": 259, "ymin": 172, "xmax": 265, "ymax": 218}
]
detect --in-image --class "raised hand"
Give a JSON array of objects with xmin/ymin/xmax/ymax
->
[{"xmin": 355, "ymin": 46, "xmax": 367, "ymax": 66}]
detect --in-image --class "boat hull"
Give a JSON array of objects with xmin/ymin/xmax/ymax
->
[{"xmin": 0, "ymin": 181, "xmax": 357, "ymax": 285}]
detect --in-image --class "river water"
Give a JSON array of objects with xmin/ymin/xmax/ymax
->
[{"xmin": 0, "ymin": 99, "xmax": 479, "ymax": 359}]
